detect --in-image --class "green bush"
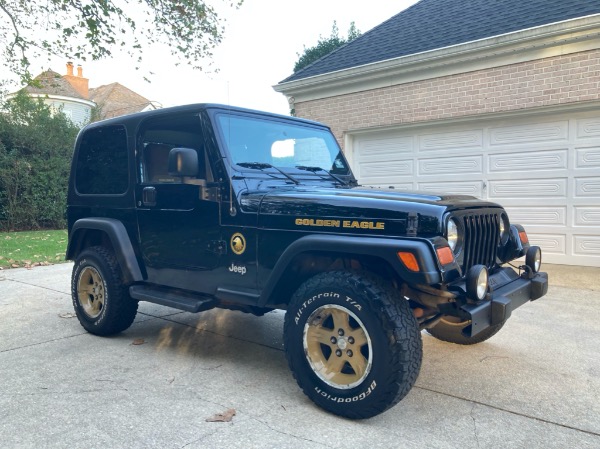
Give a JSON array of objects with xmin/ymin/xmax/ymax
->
[{"xmin": 0, "ymin": 92, "xmax": 79, "ymax": 231}]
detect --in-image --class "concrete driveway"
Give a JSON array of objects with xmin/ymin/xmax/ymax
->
[{"xmin": 0, "ymin": 263, "xmax": 598, "ymax": 449}]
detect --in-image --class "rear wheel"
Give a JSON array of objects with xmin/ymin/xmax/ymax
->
[
  {"xmin": 284, "ymin": 271, "xmax": 422, "ymax": 419},
  {"xmin": 71, "ymin": 246, "xmax": 138, "ymax": 336},
  {"xmin": 427, "ymin": 316, "xmax": 504, "ymax": 345}
]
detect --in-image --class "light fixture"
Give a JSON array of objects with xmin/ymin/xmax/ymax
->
[
  {"xmin": 526, "ymin": 246, "xmax": 542, "ymax": 273},
  {"xmin": 466, "ymin": 264, "xmax": 488, "ymax": 300}
]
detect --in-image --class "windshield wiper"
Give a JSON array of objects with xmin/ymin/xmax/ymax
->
[
  {"xmin": 237, "ymin": 162, "xmax": 300, "ymax": 185},
  {"xmin": 295, "ymin": 165, "xmax": 349, "ymax": 186}
]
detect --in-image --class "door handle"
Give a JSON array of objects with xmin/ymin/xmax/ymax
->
[{"xmin": 142, "ymin": 186, "xmax": 157, "ymax": 207}]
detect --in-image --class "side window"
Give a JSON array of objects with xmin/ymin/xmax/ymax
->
[
  {"xmin": 138, "ymin": 114, "xmax": 208, "ymax": 184},
  {"xmin": 76, "ymin": 125, "xmax": 128, "ymax": 194},
  {"xmin": 143, "ymin": 143, "xmax": 178, "ymax": 183}
]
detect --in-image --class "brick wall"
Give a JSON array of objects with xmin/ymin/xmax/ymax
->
[{"xmin": 294, "ymin": 49, "xmax": 600, "ymax": 146}]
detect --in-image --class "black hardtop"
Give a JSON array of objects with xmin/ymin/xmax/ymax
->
[{"xmin": 80, "ymin": 103, "xmax": 330, "ymax": 132}]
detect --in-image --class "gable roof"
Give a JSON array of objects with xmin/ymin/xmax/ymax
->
[
  {"xmin": 281, "ymin": 0, "xmax": 600, "ymax": 83},
  {"xmin": 89, "ymin": 82, "xmax": 154, "ymax": 119},
  {"xmin": 23, "ymin": 70, "xmax": 86, "ymax": 99}
]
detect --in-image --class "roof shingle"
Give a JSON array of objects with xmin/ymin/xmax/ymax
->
[
  {"xmin": 281, "ymin": 0, "xmax": 600, "ymax": 83},
  {"xmin": 89, "ymin": 83, "xmax": 152, "ymax": 119},
  {"xmin": 23, "ymin": 70, "xmax": 86, "ymax": 99}
]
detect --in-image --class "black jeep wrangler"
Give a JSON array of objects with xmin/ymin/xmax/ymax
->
[{"xmin": 66, "ymin": 103, "xmax": 548, "ymax": 419}]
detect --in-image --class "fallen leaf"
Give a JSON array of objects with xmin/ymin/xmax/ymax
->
[
  {"xmin": 131, "ymin": 338, "xmax": 145, "ymax": 345},
  {"xmin": 205, "ymin": 408, "xmax": 236, "ymax": 423},
  {"xmin": 59, "ymin": 312, "xmax": 77, "ymax": 318},
  {"xmin": 11, "ymin": 264, "xmax": 19, "ymax": 268}
]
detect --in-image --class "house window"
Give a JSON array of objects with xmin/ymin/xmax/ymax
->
[{"xmin": 75, "ymin": 125, "xmax": 128, "ymax": 194}]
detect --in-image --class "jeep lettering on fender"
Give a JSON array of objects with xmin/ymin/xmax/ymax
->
[{"xmin": 66, "ymin": 103, "xmax": 548, "ymax": 419}]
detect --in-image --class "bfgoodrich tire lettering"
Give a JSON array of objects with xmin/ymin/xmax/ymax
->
[
  {"xmin": 284, "ymin": 271, "xmax": 422, "ymax": 419},
  {"xmin": 71, "ymin": 246, "xmax": 138, "ymax": 336}
]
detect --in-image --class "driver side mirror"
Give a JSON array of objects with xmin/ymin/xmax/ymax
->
[{"xmin": 168, "ymin": 147, "xmax": 198, "ymax": 177}]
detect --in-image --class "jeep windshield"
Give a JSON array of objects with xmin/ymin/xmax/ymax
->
[{"xmin": 214, "ymin": 113, "xmax": 351, "ymax": 181}]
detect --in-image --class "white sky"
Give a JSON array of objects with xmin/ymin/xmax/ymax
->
[{"xmin": 2, "ymin": 0, "xmax": 419, "ymax": 116}]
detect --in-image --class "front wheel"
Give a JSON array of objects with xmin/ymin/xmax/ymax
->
[
  {"xmin": 71, "ymin": 246, "xmax": 138, "ymax": 336},
  {"xmin": 284, "ymin": 271, "xmax": 422, "ymax": 419}
]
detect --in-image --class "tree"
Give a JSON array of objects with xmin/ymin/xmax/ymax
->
[
  {"xmin": 0, "ymin": 0, "xmax": 242, "ymax": 84},
  {"xmin": 293, "ymin": 21, "xmax": 361, "ymax": 73},
  {"xmin": 0, "ymin": 91, "xmax": 79, "ymax": 230}
]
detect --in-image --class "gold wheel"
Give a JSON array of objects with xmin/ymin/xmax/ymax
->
[
  {"xmin": 303, "ymin": 305, "xmax": 372, "ymax": 389},
  {"xmin": 77, "ymin": 266, "xmax": 105, "ymax": 319}
]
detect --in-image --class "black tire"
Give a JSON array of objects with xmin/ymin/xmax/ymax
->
[
  {"xmin": 284, "ymin": 271, "xmax": 422, "ymax": 419},
  {"xmin": 426, "ymin": 316, "xmax": 505, "ymax": 345},
  {"xmin": 71, "ymin": 246, "xmax": 138, "ymax": 336}
]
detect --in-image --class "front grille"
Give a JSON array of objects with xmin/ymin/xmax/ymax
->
[{"xmin": 459, "ymin": 213, "xmax": 500, "ymax": 272}]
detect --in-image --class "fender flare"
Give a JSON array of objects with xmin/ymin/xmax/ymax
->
[
  {"xmin": 66, "ymin": 218, "xmax": 143, "ymax": 283},
  {"xmin": 259, "ymin": 234, "xmax": 441, "ymax": 306}
]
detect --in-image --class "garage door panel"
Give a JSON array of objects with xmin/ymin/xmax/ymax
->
[
  {"xmin": 489, "ymin": 149, "xmax": 568, "ymax": 172},
  {"xmin": 418, "ymin": 181, "xmax": 483, "ymax": 197},
  {"xmin": 504, "ymin": 206, "xmax": 566, "ymax": 226},
  {"xmin": 528, "ymin": 233, "xmax": 566, "ymax": 255},
  {"xmin": 573, "ymin": 235, "xmax": 600, "ymax": 256},
  {"xmin": 574, "ymin": 177, "xmax": 600, "ymax": 197},
  {"xmin": 490, "ymin": 121, "xmax": 568, "ymax": 146},
  {"xmin": 489, "ymin": 178, "xmax": 567, "ymax": 198},
  {"xmin": 577, "ymin": 117, "xmax": 600, "ymax": 139},
  {"xmin": 418, "ymin": 155, "xmax": 482, "ymax": 175},
  {"xmin": 418, "ymin": 130, "xmax": 483, "ymax": 152},
  {"xmin": 574, "ymin": 207, "xmax": 600, "ymax": 226},
  {"xmin": 576, "ymin": 147, "xmax": 600, "ymax": 167},
  {"xmin": 359, "ymin": 160, "xmax": 414, "ymax": 184},
  {"xmin": 358, "ymin": 136, "xmax": 413, "ymax": 158}
]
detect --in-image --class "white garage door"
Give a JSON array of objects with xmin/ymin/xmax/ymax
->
[{"xmin": 350, "ymin": 109, "xmax": 600, "ymax": 267}]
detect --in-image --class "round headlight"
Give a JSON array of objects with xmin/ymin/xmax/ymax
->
[
  {"xmin": 447, "ymin": 218, "xmax": 459, "ymax": 251},
  {"xmin": 526, "ymin": 246, "xmax": 542, "ymax": 273},
  {"xmin": 467, "ymin": 265, "xmax": 488, "ymax": 301},
  {"xmin": 499, "ymin": 214, "xmax": 510, "ymax": 244}
]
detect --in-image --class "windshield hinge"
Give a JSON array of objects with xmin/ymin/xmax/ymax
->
[{"xmin": 407, "ymin": 212, "xmax": 418, "ymax": 237}]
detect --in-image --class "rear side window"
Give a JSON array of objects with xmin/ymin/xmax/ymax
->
[{"xmin": 76, "ymin": 125, "xmax": 128, "ymax": 194}]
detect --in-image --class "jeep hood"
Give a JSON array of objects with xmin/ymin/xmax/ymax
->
[{"xmin": 241, "ymin": 186, "xmax": 502, "ymax": 236}]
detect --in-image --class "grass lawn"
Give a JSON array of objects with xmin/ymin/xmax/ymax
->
[{"xmin": 0, "ymin": 229, "xmax": 68, "ymax": 269}]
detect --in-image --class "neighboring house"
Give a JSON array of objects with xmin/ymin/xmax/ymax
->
[
  {"xmin": 274, "ymin": 0, "xmax": 600, "ymax": 267},
  {"xmin": 21, "ymin": 67, "xmax": 95, "ymax": 126},
  {"xmin": 89, "ymin": 82, "xmax": 158, "ymax": 120},
  {"xmin": 12, "ymin": 62, "xmax": 158, "ymax": 125}
]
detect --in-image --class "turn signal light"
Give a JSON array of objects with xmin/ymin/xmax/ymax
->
[
  {"xmin": 519, "ymin": 231, "xmax": 529, "ymax": 244},
  {"xmin": 436, "ymin": 246, "xmax": 455, "ymax": 265},
  {"xmin": 398, "ymin": 252, "xmax": 420, "ymax": 272}
]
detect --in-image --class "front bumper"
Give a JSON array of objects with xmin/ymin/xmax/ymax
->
[{"xmin": 458, "ymin": 268, "xmax": 548, "ymax": 337}]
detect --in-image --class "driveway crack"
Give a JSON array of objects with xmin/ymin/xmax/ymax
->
[
  {"xmin": 415, "ymin": 385, "xmax": 600, "ymax": 438},
  {"xmin": 470, "ymin": 403, "xmax": 480, "ymax": 449}
]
